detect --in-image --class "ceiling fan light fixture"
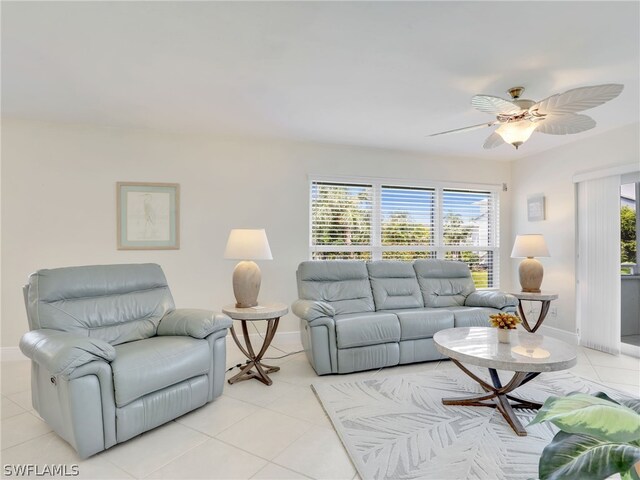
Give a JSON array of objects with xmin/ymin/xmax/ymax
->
[
  {"xmin": 429, "ymin": 83, "xmax": 623, "ymax": 150},
  {"xmin": 496, "ymin": 121, "xmax": 538, "ymax": 149}
]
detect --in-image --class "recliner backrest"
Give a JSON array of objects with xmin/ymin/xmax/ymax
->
[
  {"xmin": 297, "ymin": 261, "xmax": 374, "ymax": 315},
  {"xmin": 24, "ymin": 263, "xmax": 175, "ymax": 345},
  {"xmin": 413, "ymin": 259, "xmax": 476, "ymax": 307},
  {"xmin": 366, "ymin": 261, "xmax": 423, "ymax": 310}
]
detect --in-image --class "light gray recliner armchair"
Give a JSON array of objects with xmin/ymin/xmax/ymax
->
[{"xmin": 19, "ymin": 263, "xmax": 232, "ymax": 459}]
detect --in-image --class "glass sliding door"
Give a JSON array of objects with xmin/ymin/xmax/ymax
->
[{"xmin": 620, "ymin": 181, "xmax": 639, "ymax": 349}]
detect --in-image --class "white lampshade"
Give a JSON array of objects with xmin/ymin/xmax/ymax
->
[
  {"xmin": 511, "ymin": 234, "xmax": 550, "ymax": 258},
  {"xmin": 496, "ymin": 121, "xmax": 538, "ymax": 149},
  {"xmin": 224, "ymin": 229, "xmax": 273, "ymax": 260}
]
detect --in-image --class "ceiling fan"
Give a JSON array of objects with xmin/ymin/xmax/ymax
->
[{"xmin": 430, "ymin": 83, "xmax": 624, "ymax": 150}]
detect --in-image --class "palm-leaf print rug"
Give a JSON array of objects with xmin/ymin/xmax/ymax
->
[{"xmin": 313, "ymin": 369, "xmax": 635, "ymax": 480}]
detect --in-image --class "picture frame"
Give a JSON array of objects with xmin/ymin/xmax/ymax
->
[
  {"xmin": 117, "ymin": 182, "xmax": 180, "ymax": 250},
  {"xmin": 527, "ymin": 193, "xmax": 545, "ymax": 222}
]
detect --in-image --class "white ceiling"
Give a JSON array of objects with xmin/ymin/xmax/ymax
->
[{"xmin": 2, "ymin": 1, "xmax": 639, "ymax": 160}]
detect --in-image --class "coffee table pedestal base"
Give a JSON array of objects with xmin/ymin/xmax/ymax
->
[{"xmin": 442, "ymin": 359, "xmax": 542, "ymax": 436}]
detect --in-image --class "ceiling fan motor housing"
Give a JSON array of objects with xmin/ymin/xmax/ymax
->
[{"xmin": 507, "ymin": 86, "xmax": 525, "ymax": 99}]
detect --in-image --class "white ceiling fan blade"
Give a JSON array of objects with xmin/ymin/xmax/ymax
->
[
  {"xmin": 429, "ymin": 121, "xmax": 496, "ymax": 137},
  {"xmin": 531, "ymin": 84, "xmax": 624, "ymax": 116},
  {"xmin": 535, "ymin": 114, "xmax": 596, "ymax": 135},
  {"xmin": 471, "ymin": 95, "xmax": 522, "ymax": 115},
  {"xmin": 483, "ymin": 131, "xmax": 505, "ymax": 149}
]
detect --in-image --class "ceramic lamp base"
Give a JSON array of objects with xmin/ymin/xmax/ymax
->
[
  {"xmin": 232, "ymin": 260, "xmax": 261, "ymax": 308},
  {"xmin": 518, "ymin": 257, "xmax": 543, "ymax": 293}
]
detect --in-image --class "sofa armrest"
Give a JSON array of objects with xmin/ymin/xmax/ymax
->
[
  {"xmin": 157, "ymin": 309, "xmax": 232, "ymax": 339},
  {"xmin": 465, "ymin": 291, "xmax": 519, "ymax": 310},
  {"xmin": 19, "ymin": 329, "xmax": 116, "ymax": 378},
  {"xmin": 292, "ymin": 300, "xmax": 335, "ymax": 323}
]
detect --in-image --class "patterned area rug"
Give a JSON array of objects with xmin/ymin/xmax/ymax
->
[{"xmin": 313, "ymin": 369, "xmax": 635, "ymax": 480}]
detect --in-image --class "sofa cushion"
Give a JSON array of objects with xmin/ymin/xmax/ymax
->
[
  {"xmin": 384, "ymin": 309, "xmax": 454, "ymax": 341},
  {"xmin": 367, "ymin": 261, "xmax": 423, "ymax": 310},
  {"xmin": 297, "ymin": 261, "xmax": 375, "ymax": 315},
  {"xmin": 112, "ymin": 336, "xmax": 210, "ymax": 407},
  {"xmin": 445, "ymin": 306, "xmax": 500, "ymax": 328},
  {"xmin": 413, "ymin": 260, "xmax": 476, "ymax": 307},
  {"xmin": 334, "ymin": 312, "xmax": 400, "ymax": 348}
]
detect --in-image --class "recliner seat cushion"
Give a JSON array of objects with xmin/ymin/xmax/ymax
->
[
  {"xmin": 384, "ymin": 309, "xmax": 455, "ymax": 341},
  {"xmin": 334, "ymin": 313, "xmax": 400, "ymax": 348},
  {"xmin": 367, "ymin": 261, "xmax": 424, "ymax": 310},
  {"xmin": 112, "ymin": 336, "xmax": 210, "ymax": 407},
  {"xmin": 445, "ymin": 306, "xmax": 499, "ymax": 328}
]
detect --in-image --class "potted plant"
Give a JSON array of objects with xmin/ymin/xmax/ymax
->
[
  {"xmin": 530, "ymin": 391, "xmax": 640, "ymax": 480},
  {"xmin": 489, "ymin": 312, "xmax": 522, "ymax": 343}
]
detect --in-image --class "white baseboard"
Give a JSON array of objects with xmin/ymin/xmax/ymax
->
[
  {"xmin": 1, "ymin": 347, "xmax": 27, "ymax": 362},
  {"xmin": 621, "ymin": 342, "xmax": 640, "ymax": 358},
  {"xmin": 537, "ymin": 325, "xmax": 579, "ymax": 345}
]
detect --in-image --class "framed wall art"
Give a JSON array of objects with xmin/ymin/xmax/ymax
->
[
  {"xmin": 117, "ymin": 182, "xmax": 180, "ymax": 250},
  {"xmin": 527, "ymin": 193, "xmax": 545, "ymax": 222}
]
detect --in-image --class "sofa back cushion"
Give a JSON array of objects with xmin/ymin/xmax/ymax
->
[
  {"xmin": 25, "ymin": 264, "xmax": 175, "ymax": 345},
  {"xmin": 297, "ymin": 261, "xmax": 374, "ymax": 315},
  {"xmin": 366, "ymin": 261, "xmax": 423, "ymax": 310},
  {"xmin": 413, "ymin": 259, "xmax": 476, "ymax": 307}
]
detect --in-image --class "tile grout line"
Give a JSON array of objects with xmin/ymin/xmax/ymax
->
[
  {"xmin": 117, "ymin": 423, "xmax": 211, "ymax": 480},
  {"xmin": 0, "ymin": 430, "xmax": 53, "ymax": 453},
  {"xmin": 211, "ymin": 424, "xmax": 315, "ymax": 467},
  {"xmin": 249, "ymin": 461, "xmax": 314, "ymax": 480}
]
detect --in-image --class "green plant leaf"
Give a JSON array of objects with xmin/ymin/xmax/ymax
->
[
  {"xmin": 539, "ymin": 431, "xmax": 640, "ymax": 480},
  {"xmin": 530, "ymin": 393, "xmax": 640, "ymax": 442},
  {"xmin": 594, "ymin": 391, "xmax": 621, "ymax": 404}
]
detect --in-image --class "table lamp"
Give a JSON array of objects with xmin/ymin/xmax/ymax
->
[
  {"xmin": 224, "ymin": 229, "xmax": 273, "ymax": 308},
  {"xmin": 511, "ymin": 234, "xmax": 550, "ymax": 293}
]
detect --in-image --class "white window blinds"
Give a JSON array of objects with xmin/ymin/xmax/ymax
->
[
  {"xmin": 381, "ymin": 186, "xmax": 435, "ymax": 260},
  {"xmin": 309, "ymin": 177, "xmax": 501, "ymax": 288},
  {"xmin": 576, "ymin": 175, "xmax": 621, "ymax": 354},
  {"xmin": 310, "ymin": 182, "xmax": 373, "ymax": 260},
  {"xmin": 442, "ymin": 189, "xmax": 499, "ymax": 288}
]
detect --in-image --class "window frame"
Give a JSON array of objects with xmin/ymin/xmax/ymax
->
[{"xmin": 309, "ymin": 174, "xmax": 502, "ymax": 288}]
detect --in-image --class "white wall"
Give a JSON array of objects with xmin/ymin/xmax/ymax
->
[
  {"xmin": 1, "ymin": 119, "xmax": 513, "ymax": 348},
  {"xmin": 510, "ymin": 123, "xmax": 640, "ymax": 335}
]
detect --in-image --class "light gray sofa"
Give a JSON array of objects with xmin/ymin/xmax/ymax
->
[
  {"xmin": 19, "ymin": 263, "xmax": 232, "ymax": 458},
  {"xmin": 293, "ymin": 259, "xmax": 518, "ymax": 375}
]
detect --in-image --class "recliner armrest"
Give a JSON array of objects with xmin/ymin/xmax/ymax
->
[
  {"xmin": 465, "ymin": 291, "xmax": 518, "ymax": 310},
  {"xmin": 19, "ymin": 329, "xmax": 116, "ymax": 378},
  {"xmin": 292, "ymin": 300, "xmax": 335, "ymax": 323},
  {"xmin": 157, "ymin": 309, "xmax": 232, "ymax": 339}
]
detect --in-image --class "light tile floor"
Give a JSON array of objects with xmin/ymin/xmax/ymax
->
[{"xmin": 1, "ymin": 339, "xmax": 639, "ymax": 480}]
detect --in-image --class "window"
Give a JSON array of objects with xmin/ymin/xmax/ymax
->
[
  {"xmin": 620, "ymin": 182, "xmax": 638, "ymax": 275},
  {"xmin": 309, "ymin": 177, "xmax": 500, "ymax": 288},
  {"xmin": 310, "ymin": 182, "xmax": 372, "ymax": 260}
]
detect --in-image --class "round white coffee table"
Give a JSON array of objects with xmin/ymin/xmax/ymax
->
[{"xmin": 433, "ymin": 327, "xmax": 577, "ymax": 436}]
